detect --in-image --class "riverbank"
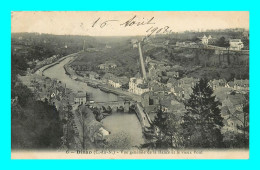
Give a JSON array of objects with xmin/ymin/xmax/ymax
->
[
  {"xmin": 42, "ymin": 54, "xmax": 146, "ymax": 149},
  {"xmin": 64, "ymin": 62, "xmax": 142, "ymax": 102},
  {"xmin": 62, "ymin": 54, "xmax": 152, "ymax": 131},
  {"xmin": 35, "ymin": 52, "xmax": 82, "ymax": 76}
]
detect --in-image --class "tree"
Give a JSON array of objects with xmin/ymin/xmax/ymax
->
[
  {"xmin": 216, "ymin": 37, "xmax": 229, "ymax": 48},
  {"xmin": 236, "ymin": 94, "xmax": 249, "ymax": 148},
  {"xmin": 146, "ymin": 105, "xmax": 183, "ymax": 148},
  {"xmin": 182, "ymin": 78, "xmax": 224, "ymax": 148},
  {"xmin": 77, "ymin": 105, "xmax": 92, "ymax": 149},
  {"xmin": 11, "ymin": 84, "xmax": 34, "ymax": 107},
  {"xmin": 65, "ymin": 103, "xmax": 73, "ymax": 147}
]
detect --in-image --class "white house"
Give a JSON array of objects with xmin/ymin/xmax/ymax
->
[
  {"xmin": 201, "ymin": 35, "xmax": 212, "ymax": 46},
  {"xmin": 108, "ymin": 76, "xmax": 129, "ymax": 88},
  {"xmin": 129, "ymin": 76, "xmax": 149, "ymax": 95},
  {"xmin": 229, "ymin": 39, "xmax": 244, "ymax": 51},
  {"xmin": 74, "ymin": 91, "xmax": 86, "ymax": 104}
]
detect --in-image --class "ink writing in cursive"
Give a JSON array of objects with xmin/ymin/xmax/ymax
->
[
  {"xmin": 120, "ymin": 15, "xmax": 155, "ymax": 27},
  {"xmin": 90, "ymin": 15, "xmax": 173, "ymax": 37},
  {"xmin": 92, "ymin": 18, "xmax": 119, "ymax": 28}
]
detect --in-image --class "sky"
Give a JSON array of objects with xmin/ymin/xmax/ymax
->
[{"xmin": 11, "ymin": 11, "xmax": 249, "ymax": 36}]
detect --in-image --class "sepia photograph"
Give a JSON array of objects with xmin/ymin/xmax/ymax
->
[{"xmin": 11, "ymin": 11, "xmax": 249, "ymax": 159}]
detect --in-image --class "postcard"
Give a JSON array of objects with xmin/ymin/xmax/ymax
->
[{"xmin": 11, "ymin": 11, "xmax": 249, "ymax": 159}]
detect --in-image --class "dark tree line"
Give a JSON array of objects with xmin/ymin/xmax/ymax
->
[
  {"xmin": 11, "ymin": 84, "xmax": 63, "ymax": 149},
  {"xmin": 182, "ymin": 79, "xmax": 224, "ymax": 148},
  {"xmin": 143, "ymin": 78, "xmax": 225, "ymax": 148}
]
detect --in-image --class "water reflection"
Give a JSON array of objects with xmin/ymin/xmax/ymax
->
[
  {"xmin": 44, "ymin": 57, "xmax": 118, "ymax": 102},
  {"xmin": 43, "ymin": 57, "xmax": 144, "ymax": 148}
]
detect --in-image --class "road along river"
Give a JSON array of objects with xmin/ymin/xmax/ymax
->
[{"xmin": 43, "ymin": 56, "xmax": 145, "ymax": 148}]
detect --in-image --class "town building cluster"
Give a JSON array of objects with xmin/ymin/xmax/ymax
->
[
  {"xmin": 176, "ymin": 35, "xmax": 245, "ymax": 51},
  {"xmin": 89, "ymin": 54, "xmax": 249, "ymax": 139}
]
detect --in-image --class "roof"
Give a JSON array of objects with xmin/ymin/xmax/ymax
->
[
  {"xmin": 228, "ymin": 94, "xmax": 246, "ymax": 106},
  {"xmin": 221, "ymin": 106, "xmax": 231, "ymax": 116},
  {"xmin": 160, "ymin": 99, "xmax": 171, "ymax": 108},
  {"xmin": 167, "ymin": 71, "xmax": 178, "ymax": 77},
  {"xmin": 229, "ymin": 39, "xmax": 241, "ymax": 42},
  {"xmin": 233, "ymin": 110, "xmax": 243, "ymax": 115},
  {"xmin": 109, "ymin": 76, "xmax": 129, "ymax": 85},
  {"xmin": 137, "ymin": 83, "xmax": 149, "ymax": 89},
  {"xmin": 179, "ymin": 77, "xmax": 199, "ymax": 85},
  {"xmin": 75, "ymin": 92, "xmax": 85, "ymax": 98},
  {"xmin": 167, "ymin": 78, "xmax": 178, "ymax": 85},
  {"xmin": 234, "ymin": 79, "xmax": 249, "ymax": 87},
  {"xmin": 211, "ymin": 79, "xmax": 227, "ymax": 85},
  {"xmin": 227, "ymin": 81, "xmax": 234, "ymax": 87}
]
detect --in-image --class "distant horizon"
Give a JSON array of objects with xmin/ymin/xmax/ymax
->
[
  {"xmin": 11, "ymin": 27, "xmax": 249, "ymax": 37},
  {"xmin": 11, "ymin": 11, "xmax": 249, "ymax": 37}
]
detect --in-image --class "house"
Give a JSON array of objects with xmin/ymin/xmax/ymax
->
[
  {"xmin": 78, "ymin": 105, "xmax": 110, "ymax": 144},
  {"xmin": 178, "ymin": 77, "xmax": 199, "ymax": 87},
  {"xmin": 201, "ymin": 35, "xmax": 212, "ymax": 46},
  {"xmin": 141, "ymin": 92, "xmax": 160, "ymax": 107},
  {"xmin": 176, "ymin": 41, "xmax": 186, "ymax": 47},
  {"xmin": 170, "ymin": 77, "xmax": 199, "ymax": 99},
  {"xmin": 222, "ymin": 94, "xmax": 247, "ymax": 114},
  {"xmin": 109, "ymin": 63, "xmax": 117, "ymax": 68},
  {"xmin": 148, "ymin": 65, "xmax": 157, "ymax": 78},
  {"xmin": 149, "ymin": 80, "xmax": 168, "ymax": 94},
  {"xmin": 160, "ymin": 98, "xmax": 171, "ymax": 113},
  {"xmin": 133, "ymin": 44, "xmax": 138, "ymax": 48},
  {"xmin": 74, "ymin": 91, "xmax": 86, "ymax": 104},
  {"xmin": 159, "ymin": 94, "xmax": 184, "ymax": 113},
  {"xmin": 108, "ymin": 76, "xmax": 129, "ymax": 88},
  {"xmin": 225, "ymin": 81, "xmax": 235, "ymax": 89},
  {"xmin": 223, "ymin": 110, "xmax": 245, "ymax": 133},
  {"xmin": 129, "ymin": 73, "xmax": 149, "ymax": 95},
  {"xmin": 233, "ymin": 79, "xmax": 249, "ymax": 91},
  {"xmin": 97, "ymin": 64, "xmax": 108, "ymax": 70},
  {"xmin": 89, "ymin": 72, "xmax": 100, "ymax": 80},
  {"xmin": 136, "ymin": 83, "xmax": 149, "ymax": 95},
  {"xmin": 98, "ymin": 62, "xmax": 117, "ymax": 70},
  {"xmin": 221, "ymin": 106, "xmax": 231, "ymax": 120},
  {"xmin": 102, "ymin": 73, "xmax": 115, "ymax": 84},
  {"xmin": 26, "ymin": 68, "xmax": 32, "ymax": 75},
  {"xmin": 225, "ymin": 79, "xmax": 249, "ymax": 92},
  {"xmin": 131, "ymin": 39, "xmax": 138, "ymax": 48},
  {"xmin": 229, "ymin": 39, "xmax": 244, "ymax": 51},
  {"xmin": 166, "ymin": 71, "xmax": 179, "ymax": 78},
  {"xmin": 209, "ymin": 79, "xmax": 227, "ymax": 90}
]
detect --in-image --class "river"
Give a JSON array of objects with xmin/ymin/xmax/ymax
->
[{"xmin": 43, "ymin": 56, "xmax": 145, "ymax": 148}]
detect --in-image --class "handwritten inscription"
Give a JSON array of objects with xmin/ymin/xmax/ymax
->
[
  {"xmin": 89, "ymin": 15, "xmax": 173, "ymax": 37},
  {"xmin": 120, "ymin": 15, "xmax": 155, "ymax": 27}
]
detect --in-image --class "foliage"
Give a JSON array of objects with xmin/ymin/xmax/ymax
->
[
  {"xmin": 143, "ymin": 106, "xmax": 184, "ymax": 149},
  {"xmin": 105, "ymin": 132, "xmax": 131, "ymax": 149},
  {"xmin": 11, "ymin": 85, "xmax": 63, "ymax": 149},
  {"xmin": 182, "ymin": 78, "xmax": 224, "ymax": 148},
  {"xmin": 216, "ymin": 37, "xmax": 229, "ymax": 48},
  {"xmin": 11, "ymin": 83, "xmax": 34, "ymax": 107}
]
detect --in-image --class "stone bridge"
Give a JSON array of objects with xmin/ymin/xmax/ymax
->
[{"xmin": 90, "ymin": 100, "xmax": 136, "ymax": 113}]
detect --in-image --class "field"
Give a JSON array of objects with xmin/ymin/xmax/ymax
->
[{"xmin": 70, "ymin": 41, "xmax": 141, "ymax": 77}]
